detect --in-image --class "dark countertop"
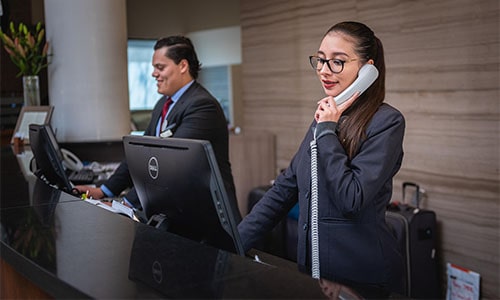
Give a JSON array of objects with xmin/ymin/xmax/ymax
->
[
  {"xmin": 1, "ymin": 146, "xmax": 337, "ymax": 299},
  {"xmin": 0, "ymin": 190, "xmax": 330, "ymax": 299}
]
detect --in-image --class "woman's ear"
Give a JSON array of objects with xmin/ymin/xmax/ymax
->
[{"xmin": 367, "ymin": 59, "xmax": 375, "ymax": 65}]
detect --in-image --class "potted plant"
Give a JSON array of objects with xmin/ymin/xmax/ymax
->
[{"xmin": 0, "ymin": 21, "xmax": 50, "ymax": 106}]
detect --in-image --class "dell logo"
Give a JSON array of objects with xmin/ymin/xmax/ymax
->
[
  {"xmin": 148, "ymin": 157, "xmax": 159, "ymax": 179},
  {"xmin": 152, "ymin": 260, "xmax": 163, "ymax": 284}
]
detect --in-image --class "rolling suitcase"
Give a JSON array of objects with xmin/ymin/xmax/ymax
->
[{"xmin": 386, "ymin": 182, "xmax": 440, "ymax": 298}]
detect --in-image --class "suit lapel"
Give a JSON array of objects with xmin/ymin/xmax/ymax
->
[{"xmin": 165, "ymin": 81, "xmax": 197, "ymax": 124}]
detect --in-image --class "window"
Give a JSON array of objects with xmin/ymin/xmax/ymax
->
[
  {"xmin": 198, "ymin": 66, "xmax": 231, "ymax": 124},
  {"xmin": 127, "ymin": 39, "xmax": 158, "ymax": 110}
]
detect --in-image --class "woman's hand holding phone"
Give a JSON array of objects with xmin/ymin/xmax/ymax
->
[{"xmin": 314, "ymin": 91, "xmax": 360, "ymax": 123}]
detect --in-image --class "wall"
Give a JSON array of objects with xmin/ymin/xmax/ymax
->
[
  {"xmin": 188, "ymin": 26, "xmax": 242, "ymax": 67},
  {"xmin": 240, "ymin": 0, "xmax": 499, "ymax": 298},
  {"xmin": 126, "ymin": 0, "xmax": 240, "ymax": 38}
]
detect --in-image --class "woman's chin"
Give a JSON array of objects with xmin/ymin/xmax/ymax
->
[{"xmin": 323, "ymin": 89, "xmax": 339, "ymax": 98}]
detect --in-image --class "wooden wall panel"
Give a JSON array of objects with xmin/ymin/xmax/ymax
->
[
  {"xmin": 229, "ymin": 131, "xmax": 276, "ymax": 217},
  {"xmin": 240, "ymin": 0, "xmax": 499, "ymax": 298}
]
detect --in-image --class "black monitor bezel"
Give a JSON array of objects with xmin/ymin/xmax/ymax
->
[{"xmin": 123, "ymin": 135, "xmax": 245, "ymax": 256}]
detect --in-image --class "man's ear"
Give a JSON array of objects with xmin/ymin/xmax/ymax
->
[{"xmin": 179, "ymin": 59, "xmax": 189, "ymax": 74}]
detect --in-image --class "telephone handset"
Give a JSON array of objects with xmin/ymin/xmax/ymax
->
[
  {"xmin": 61, "ymin": 148, "xmax": 84, "ymax": 171},
  {"xmin": 334, "ymin": 64, "xmax": 379, "ymax": 105}
]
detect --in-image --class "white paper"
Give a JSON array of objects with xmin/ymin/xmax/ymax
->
[{"xmin": 84, "ymin": 199, "xmax": 136, "ymax": 221}]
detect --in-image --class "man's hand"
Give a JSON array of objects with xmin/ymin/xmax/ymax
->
[{"xmin": 74, "ymin": 185, "xmax": 105, "ymax": 199}]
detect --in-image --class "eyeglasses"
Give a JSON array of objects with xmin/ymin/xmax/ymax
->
[{"xmin": 309, "ymin": 56, "xmax": 358, "ymax": 74}]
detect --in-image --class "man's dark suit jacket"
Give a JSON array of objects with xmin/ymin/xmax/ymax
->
[{"xmin": 104, "ymin": 81, "xmax": 240, "ymax": 228}]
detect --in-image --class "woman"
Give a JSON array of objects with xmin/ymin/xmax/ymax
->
[{"xmin": 238, "ymin": 21, "xmax": 405, "ymax": 294}]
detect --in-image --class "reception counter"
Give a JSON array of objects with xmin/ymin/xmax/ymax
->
[{"xmin": 0, "ymin": 145, "xmax": 394, "ymax": 299}]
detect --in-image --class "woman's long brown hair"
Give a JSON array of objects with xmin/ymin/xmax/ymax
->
[{"xmin": 325, "ymin": 22, "xmax": 386, "ymax": 159}]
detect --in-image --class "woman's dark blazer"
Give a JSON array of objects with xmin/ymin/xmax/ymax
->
[{"xmin": 238, "ymin": 103, "xmax": 405, "ymax": 287}]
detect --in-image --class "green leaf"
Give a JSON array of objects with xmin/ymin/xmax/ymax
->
[{"xmin": 2, "ymin": 21, "xmax": 50, "ymax": 76}]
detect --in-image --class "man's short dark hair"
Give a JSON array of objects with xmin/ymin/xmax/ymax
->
[{"xmin": 154, "ymin": 36, "xmax": 201, "ymax": 79}]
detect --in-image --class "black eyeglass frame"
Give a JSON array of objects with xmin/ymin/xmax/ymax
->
[{"xmin": 308, "ymin": 55, "xmax": 358, "ymax": 74}]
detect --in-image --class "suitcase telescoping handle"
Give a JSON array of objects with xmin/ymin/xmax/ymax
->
[{"xmin": 402, "ymin": 182, "xmax": 420, "ymax": 208}]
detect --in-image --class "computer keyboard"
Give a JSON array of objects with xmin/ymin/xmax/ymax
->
[{"xmin": 69, "ymin": 169, "xmax": 96, "ymax": 184}]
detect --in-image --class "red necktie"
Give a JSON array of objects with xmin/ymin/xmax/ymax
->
[{"xmin": 160, "ymin": 97, "xmax": 173, "ymax": 131}]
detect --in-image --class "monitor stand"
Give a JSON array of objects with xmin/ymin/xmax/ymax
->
[{"xmin": 146, "ymin": 213, "xmax": 169, "ymax": 231}]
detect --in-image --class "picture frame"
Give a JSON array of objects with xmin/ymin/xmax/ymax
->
[{"xmin": 11, "ymin": 106, "xmax": 54, "ymax": 144}]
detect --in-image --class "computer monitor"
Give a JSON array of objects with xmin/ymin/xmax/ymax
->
[
  {"xmin": 123, "ymin": 135, "xmax": 245, "ymax": 256},
  {"xmin": 28, "ymin": 124, "xmax": 77, "ymax": 195}
]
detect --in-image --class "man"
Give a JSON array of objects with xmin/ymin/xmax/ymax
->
[{"xmin": 76, "ymin": 36, "xmax": 238, "ymax": 222}]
